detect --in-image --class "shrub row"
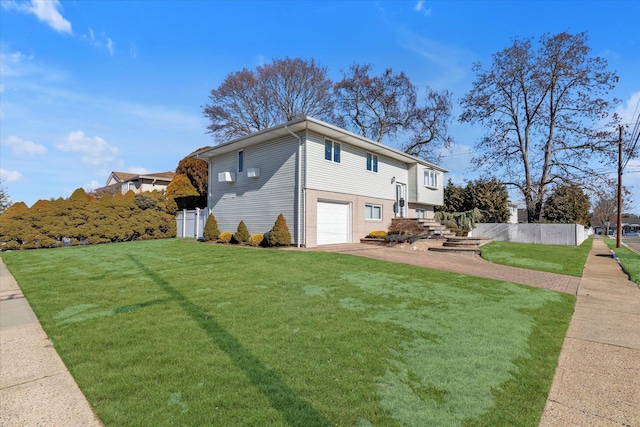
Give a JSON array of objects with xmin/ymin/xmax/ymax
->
[
  {"xmin": 0, "ymin": 188, "xmax": 176, "ymax": 251},
  {"xmin": 202, "ymin": 213, "xmax": 291, "ymax": 247}
]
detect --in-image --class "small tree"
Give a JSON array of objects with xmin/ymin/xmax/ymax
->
[
  {"xmin": 269, "ymin": 214, "xmax": 291, "ymax": 246},
  {"xmin": 176, "ymin": 156, "xmax": 209, "ymax": 196},
  {"xmin": 203, "ymin": 213, "xmax": 220, "ymax": 241},
  {"xmin": 543, "ymin": 184, "xmax": 591, "ymax": 225},
  {"xmin": 234, "ymin": 220, "xmax": 250, "ymax": 243}
]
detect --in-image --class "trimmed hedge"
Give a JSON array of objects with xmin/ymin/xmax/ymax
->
[{"xmin": 0, "ymin": 188, "xmax": 176, "ymax": 250}]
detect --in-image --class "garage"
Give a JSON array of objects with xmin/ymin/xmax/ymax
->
[{"xmin": 317, "ymin": 201, "xmax": 351, "ymax": 245}]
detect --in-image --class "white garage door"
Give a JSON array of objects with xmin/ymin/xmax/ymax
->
[{"xmin": 317, "ymin": 202, "xmax": 350, "ymax": 245}]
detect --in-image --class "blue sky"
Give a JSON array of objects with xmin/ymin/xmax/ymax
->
[{"xmin": 1, "ymin": 0, "xmax": 639, "ymax": 213}]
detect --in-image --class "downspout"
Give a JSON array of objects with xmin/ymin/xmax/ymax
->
[{"xmin": 285, "ymin": 125, "xmax": 302, "ymax": 248}]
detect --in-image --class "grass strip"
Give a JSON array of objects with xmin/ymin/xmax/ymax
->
[
  {"xmin": 480, "ymin": 238, "xmax": 592, "ymax": 277},
  {"xmin": 605, "ymin": 238, "xmax": 640, "ymax": 285},
  {"xmin": 2, "ymin": 239, "xmax": 574, "ymax": 426}
]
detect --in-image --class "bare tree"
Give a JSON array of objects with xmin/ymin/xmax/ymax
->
[
  {"xmin": 460, "ymin": 32, "xmax": 619, "ymax": 222},
  {"xmin": 0, "ymin": 179, "xmax": 12, "ymax": 215},
  {"xmin": 334, "ymin": 64, "xmax": 453, "ymax": 161},
  {"xmin": 203, "ymin": 57, "xmax": 336, "ymax": 141},
  {"xmin": 590, "ymin": 178, "xmax": 633, "ymax": 228}
]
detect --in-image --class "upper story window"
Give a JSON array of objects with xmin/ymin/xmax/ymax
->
[
  {"xmin": 424, "ymin": 170, "xmax": 438, "ymax": 188},
  {"xmin": 366, "ymin": 152, "xmax": 378, "ymax": 172},
  {"xmin": 324, "ymin": 139, "xmax": 341, "ymax": 163},
  {"xmin": 237, "ymin": 150, "xmax": 244, "ymax": 173}
]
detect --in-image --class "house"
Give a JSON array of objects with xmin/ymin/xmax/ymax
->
[
  {"xmin": 91, "ymin": 171, "xmax": 176, "ymax": 197},
  {"xmin": 190, "ymin": 116, "xmax": 447, "ymax": 248},
  {"xmin": 507, "ymin": 202, "xmax": 519, "ymax": 224}
]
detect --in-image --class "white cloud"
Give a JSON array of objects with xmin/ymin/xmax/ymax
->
[
  {"xmin": 84, "ymin": 179, "xmax": 101, "ymax": 192},
  {"xmin": 82, "ymin": 28, "xmax": 115, "ymax": 55},
  {"xmin": 127, "ymin": 167, "xmax": 149, "ymax": 175},
  {"xmin": 414, "ymin": 0, "xmax": 432, "ymax": 16},
  {"xmin": 616, "ymin": 91, "xmax": 640, "ymax": 126},
  {"xmin": 396, "ymin": 28, "xmax": 468, "ymax": 89},
  {"xmin": 56, "ymin": 130, "xmax": 120, "ymax": 166},
  {"xmin": 106, "ymin": 37, "xmax": 114, "ymax": 56},
  {"xmin": 3, "ymin": 135, "xmax": 48, "ymax": 156},
  {"xmin": 129, "ymin": 43, "xmax": 138, "ymax": 59},
  {"xmin": 2, "ymin": 0, "xmax": 72, "ymax": 34},
  {"xmin": 0, "ymin": 168, "xmax": 24, "ymax": 182},
  {"xmin": 30, "ymin": 0, "xmax": 71, "ymax": 33}
]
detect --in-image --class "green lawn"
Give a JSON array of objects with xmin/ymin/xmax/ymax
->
[
  {"xmin": 2, "ymin": 239, "xmax": 575, "ymax": 426},
  {"xmin": 605, "ymin": 238, "xmax": 640, "ymax": 285},
  {"xmin": 480, "ymin": 238, "xmax": 593, "ymax": 277}
]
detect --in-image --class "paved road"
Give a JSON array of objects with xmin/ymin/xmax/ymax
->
[{"xmin": 622, "ymin": 235, "xmax": 640, "ymax": 254}]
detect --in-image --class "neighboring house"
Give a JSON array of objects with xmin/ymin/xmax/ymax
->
[
  {"xmin": 190, "ymin": 116, "xmax": 447, "ymax": 248},
  {"xmin": 91, "ymin": 171, "xmax": 176, "ymax": 197},
  {"xmin": 507, "ymin": 202, "xmax": 519, "ymax": 224}
]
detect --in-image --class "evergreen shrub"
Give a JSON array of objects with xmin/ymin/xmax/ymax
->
[
  {"xmin": 203, "ymin": 214, "xmax": 220, "ymax": 241},
  {"xmin": 234, "ymin": 221, "xmax": 250, "ymax": 243},
  {"xmin": 219, "ymin": 232, "xmax": 233, "ymax": 243},
  {"xmin": 268, "ymin": 214, "xmax": 291, "ymax": 246},
  {"xmin": 366, "ymin": 230, "xmax": 387, "ymax": 238},
  {"xmin": 248, "ymin": 234, "xmax": 264, "ymax": 247}
]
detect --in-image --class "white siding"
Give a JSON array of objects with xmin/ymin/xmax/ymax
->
[
  {"xmin": 305, "ymin": 131, "xmax": 408, "ymax": 200},
  {"xmin": 208, "ymin": 134, "xmax": 302, "ymax": 243}
]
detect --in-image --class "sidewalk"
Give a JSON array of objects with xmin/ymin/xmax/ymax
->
[
  {"xmin": 0, "ymin": 258, "xmax": 102, "ymax": 426},
  {"xmin": 539, "ymin": 237, "xmax": 640, "ymax": 426}
]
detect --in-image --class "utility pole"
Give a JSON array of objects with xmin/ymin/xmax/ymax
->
[{"xmin": 616, "ymin": 125, "xmax": 623, "ymax": 248}]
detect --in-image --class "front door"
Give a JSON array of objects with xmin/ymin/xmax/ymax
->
[{"xmin": 395, "ymin": 183, "xmax": 407, "ymax": 218}]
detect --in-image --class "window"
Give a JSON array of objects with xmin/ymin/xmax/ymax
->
[
  {"xmin": 324, "ymin": 139, "xmax": 341, "ymax": 163},
  {"xmin": 366, "ymin": 152, "xmax": 378, "ymax": 172},
  {"xmin": 415, "ymin": 208, "xmax": 426, "ymax": 219},
  {"xmin": 365, "ymin": 204, "xmax": 382, "ymax": 220},
  {"xmin": 424, "ymin": 170, "xmax": 438, "ymax": 188},
  {"xmin": 237, "ymin": 150, "xmax": 244, "ymax": 173},
  {"xmin": 122, "ymin": 182, "xmax": 136, "ymax": 194}
]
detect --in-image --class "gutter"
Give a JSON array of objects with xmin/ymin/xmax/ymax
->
[{"xmin": 285, "ymin": 125, "xmax": 302, "ymax": 248}]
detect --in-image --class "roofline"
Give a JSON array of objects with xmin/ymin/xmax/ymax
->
[{"xmin": 190, "ymin": 116, "xmax": 448, "ymax": 172}]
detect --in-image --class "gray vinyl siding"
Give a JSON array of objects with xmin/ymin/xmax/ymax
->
[
  {"xmin": 305, "ymin": 130, "xmax": 408, "ymax": 200},
  {"xmin": 208, "ymin": 134, "xmax": 302, "ymax": 243},
  {"xmin": 410, "ymin": 164, "xmax": 444, "ymax": 206}
]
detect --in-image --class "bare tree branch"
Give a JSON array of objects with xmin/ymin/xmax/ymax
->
[{"xmin": 460, "ymin": 32, "xmax": 620, "ymax": 222}]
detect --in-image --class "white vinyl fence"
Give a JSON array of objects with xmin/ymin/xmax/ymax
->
[
  {"xmin": 176, "ymin": 208, "xmax": 209, "ymax": 239},
  {"xmin": 469, "ymin": 223, "xmax": 592, "ymax": 246}
]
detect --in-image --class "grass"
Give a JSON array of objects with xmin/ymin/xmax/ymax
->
[
  {"xmin": 605, "ymin": 238, "xmax": 640, "ymax": 285},
  {"xmin": 1, "ymin": 239, "xmax": 575, "ymax": 426},
  {"xmin": 480, "ymin": 238, "xmax": 593, "ymax": 277}
]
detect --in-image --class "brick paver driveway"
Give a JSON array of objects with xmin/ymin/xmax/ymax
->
[{"xmin": 309, "ymin": 243, "xmax": 580, "ymax": 295}]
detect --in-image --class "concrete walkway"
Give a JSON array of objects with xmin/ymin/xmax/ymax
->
[
  {"xmin": 0, "ymin": 258, "xmax": 102, "ymax": 426},
  {"xmin": 1, "ymin": 237, "xmax": 637, "ymax": 425},
  {"xmin": 539, "ymin": 237, "xmax": 640, "ymax": 426}
]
